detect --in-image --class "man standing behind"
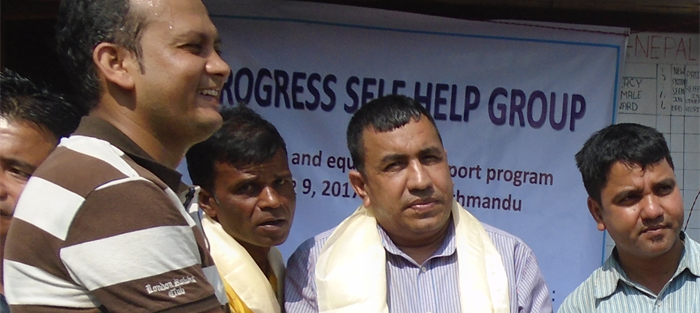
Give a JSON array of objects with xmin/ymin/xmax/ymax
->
[
  {"xmin": 0, "ymin": 69, "xmax": 85, "ymax": 311},
  {"xmin": 559, "ymin": 123, "xmax": 699, "ymax": 312},
  {"xmin": 3, "ymin": 0, "xmax": 231, "ymax": 311},
  {"xmin": 187, "ymin": 105, "xmax": 296, "ymax": 313},
  {"xmin": 285, "ymin": 95, "xmax": 552, "ymax": 313}
]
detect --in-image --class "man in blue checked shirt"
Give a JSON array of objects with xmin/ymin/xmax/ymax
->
[
  {"xmin": 285, "ymin": 94, "xmax": 552, "ymax": 313},
  {"xmin": 559, "ymin": 123, "xmax": 700, "ymax": 312}
]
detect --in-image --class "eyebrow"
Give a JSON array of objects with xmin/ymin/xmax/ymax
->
[
  {"xmin": 172, "ymin": 30, "xmax": 220, "ymax": 44},
  {"xmin": 611, "ymin": 177, "xmax": 677, "ymax": 202},
  {"xmin": 378, "ymin": 146, "xmax": 443, "ymax": 165},
  {"xmin": 0, "ymin": 157, "xmax": 38, "ymax": 173},
  {"xmin": 275, "ymin": 171, "xmax": 293, "ymax": 179},
  {"xmin": 653, "ymin": 178, "xmax": 676, "ymax": 188},
  {"xmin": 418, "ymin": 146, "xmax": 443, "ymax": 156},
  {"xmin": 379, "ymin": 153, "xmax": 406, "ymax": 165}
]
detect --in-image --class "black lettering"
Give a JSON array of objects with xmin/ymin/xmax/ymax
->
[
  {"xmin": 306, "ymin": 73, "xmax": 321, "ymax": 110},
  {"xmin": 291, "ymin": 72, "xmax": 306, "ymax": 109},
  {"xmin": 254, "ymin": 68, "xmax": 273, "ymax": 107},
  {"xmin": 345, "ymin": 76, "xmax": 360, "ymax": 113},
  {"xmin": 273, "ymin": 70, "xmax": 290, "ymax": 108},
  {"xmin": 321, "ymin": 75, "xmax": 336, "ymax": 112}
]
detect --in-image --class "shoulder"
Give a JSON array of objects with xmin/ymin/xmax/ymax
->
[
  {"xmin": 481, "ymin": 222, "xmax": 532, "ymax": 257},
  {"xmin": 481, "ymin": 222, "xmax": 524, "ymax": 242},
  {"xmin": 683, "ymin": 235, "xmax": 700, "ymax": 275},
  {"xmin": 557, "ymin": 270, "xmax": 599, "ymax": 313},
  {"xmin": 686, "ymin": 235, "xmax": 700, "ymax": 253},
  {"xmin": 287, "ymin": 228, "xmax": 336, "ymax": 269},
  {"xmin": 559, "ymin": 255, "xmax": 623, "ymax": 313},
  {"xmin": 31, "ymin": 135, "xmax": 153, "ymax": 196}
]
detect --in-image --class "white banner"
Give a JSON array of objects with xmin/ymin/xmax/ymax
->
[{"xmin": 191, "ymin": 0, "xmax": 628, "ymax": 309}]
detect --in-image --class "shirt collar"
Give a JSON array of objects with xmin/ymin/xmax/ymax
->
[
  {"xmin": 377, "ymin": 219, "xmax": 456, "ymax": 264},
  {"xmin": 593, "ymin": 232, "xmax": 700, "ymax": 299},
  {"xmin": 677, "ymin": 232, "xmax": 700, "ymax": 278},
  {"xmin": 72, "ymin": 116, "xmax": 184, "ymax": 191},
  {"xmin": 593, "ymin": 249, "xmax": 629, "ymax": 299}
]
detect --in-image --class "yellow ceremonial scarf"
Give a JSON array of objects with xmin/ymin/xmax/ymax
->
[
  {"xmin": 224, "ymin": 271, "xmax": 278, "ymax": 313},
  {"xmin": 315, "ymin": 200, "xmax": 510, "ymax": 313},
  {"xmin": 201, "ymin": 214, "xmax": 285, "ymax": 313}
]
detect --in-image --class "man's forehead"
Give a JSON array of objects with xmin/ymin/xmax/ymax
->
[
  {"xmin": 132, "ymin": 0, "xmax": 209, "ymax": 20},
  {"xmin": 602, "ymin": 158, "xmax": 676, "ymax": 188},
  {"xmin": 130, "ymin": 0, "xmax": 166, "ymax": 14},
  {"xmin": 215, "ymin": 155, "xmax": 290, "ymax": 176},
  {"xmin": 0, "ymin": 117, "xmax": 54, "ymax": 141},
  {"xmin": 362, "ymin": 119, "xmax": 441, "ymax": 146},
  {"xmin": 610, "ymin": 159, "xmax": 672, "ymax": 174}
]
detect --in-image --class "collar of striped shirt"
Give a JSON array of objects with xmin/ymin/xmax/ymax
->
[{"xmin": 593, "ymin": 232, "xmax": 700, "ymax": 299}]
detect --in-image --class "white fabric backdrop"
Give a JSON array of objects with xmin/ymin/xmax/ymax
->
[{"xmin": 183, "ymin": 0, "xmax": 629, "ymax": 308}]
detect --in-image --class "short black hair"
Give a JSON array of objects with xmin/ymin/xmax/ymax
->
[
  {"xmin": 346, "ymin": 94, "xmax": 442, "ymax": 174},
  {"xmin": 55, "ymin": 0, "xmax": 147, "ymax": 111},
  {"xmin": 186, "ymin": 104, "xmax": 288, "ymax": 191},
  {"xmin": 575, "ymin": 123, "xmax": 673, "ymax": 204},
  {"xmin": 1, "ymin": 68, "xmax": 86, "ymax": 139}
]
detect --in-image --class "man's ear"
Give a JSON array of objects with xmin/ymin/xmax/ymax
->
[
  {"xmin": 587, "ymin": 197, "xmax": 606, "ymax": 231},
  {"xmin": 349, "ymin": 169, "xmax": 371, "ymax": 208},
  {"xmin": 198, "ymin": 188, "xmax": 218, "ymax": 220},
  {"xmin": 92, "ymin": 42, "xmax": 136, "ymax": 90}
]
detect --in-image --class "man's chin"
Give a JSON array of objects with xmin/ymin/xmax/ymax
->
[{"xmin": 191, "ymin": 116, "xmax": 223, "ymax": 141}]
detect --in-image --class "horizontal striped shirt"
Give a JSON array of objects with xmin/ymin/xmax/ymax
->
[
  {"xmin": 3, "ymin": 117, "xmax": 226, "ymax": 312},
  {"xmin": 558, "ymin": 233, "xmax": 700, "ymax": 313},
  {"xmin": 285, "ymin": 220, "xmax": 553, "ymax": 313}
]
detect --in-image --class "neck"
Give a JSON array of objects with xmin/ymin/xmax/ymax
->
[
  {"xmin": 617, "ymin": 235, "xmax": 685, "ymax": 294},
  {"xmin": 238, "ymin": 240, "xmax": 272, "ymax": 274},
  {"xmin": 90, "ymin": 108, "xmax": 184, "ymax": 168},
  {"xmin": 385, "ymin": 222, "xmax": 450, "ymax": 265}
]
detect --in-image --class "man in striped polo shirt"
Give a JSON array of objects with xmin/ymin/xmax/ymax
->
[
  {"xmin": 285, "ymin": 95, "xmax": 553, "ymax": 313},
  {"xmin": 3, "ymin": 0, "xmax": 232, "ymax": 311},
  {"xmin": 560, "ymin": 123, "xmax": 699, "ymax": 312}
]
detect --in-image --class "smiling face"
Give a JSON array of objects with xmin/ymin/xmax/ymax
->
[
  {"xmin": 200, "ymin": 150, "xmax": 296, "ymax": 253},
  {"xmin": 0, "ymin": 118, "xmax": 57, "ymax": 238},
  {"xmin": 350, "ymin": 116, "xmax": 453, "ymax": 246},
  {"xmin": 126, "ymin": 0, "xmax": 230, "ymax": 148},
  {"xmin": 588, "ymin": 159, "xmax": 684, "ymax": 262}
]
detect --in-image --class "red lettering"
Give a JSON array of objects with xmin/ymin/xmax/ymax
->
[
  {"xmin": 650, "ymin": 35, "xmax": 662, "ymax": 59},
  {"xmin": 635, "ymin": 35, "xmax": 649, "ymax": 58}
]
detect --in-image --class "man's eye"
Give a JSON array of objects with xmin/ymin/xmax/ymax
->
[
  {"xmin": 422, "ymin": 155, "xmax": 441, "ymax": 164},
  {"xmin": 384, "ymin": 162, "xmax": 403, "ymax": 172},
  {"xmin": 656, "ymin": 184, "xmax": 675, "ymax": 195},
  {"xmin": 183, "ymin": 43, "xmax": 203, "ymax": 54},
  {"xmin": 274, "ymin": 179, "xmax": 292, "ymax": 188},
  {"xmin": 235, "ymin": 183, "xmax": 256, "ymax": 195},
  {"xmin": 8, "ymin": 168, "xmax": 31, "ymax": 181},
  {"xmin": 214, "ymin": 44, "xmax": 223, "ymax": 56},
  {"xmin": 617, "ymin": 194, "xmax": 640, "ymax": 205}
]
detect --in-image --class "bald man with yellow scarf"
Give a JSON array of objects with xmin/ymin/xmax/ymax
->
[{"xmin": 285, "ymin": 95, "xmax": 552, "ymax": 313}]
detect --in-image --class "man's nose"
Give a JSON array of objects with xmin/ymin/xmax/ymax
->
[
  {"xmin": 258, "ymin": 185, "xmax": 282, "ymax": 209},
  {"xmin": 407, "ymin": 160, "xmax": 433, "ymax": 192},
  {"xmin": 640, "ymin": 194, "xmax": 664, "ymax": 222},
  {"xmin": 207, "ymin": 51, "xmax": 231, "ymax": 81}
]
